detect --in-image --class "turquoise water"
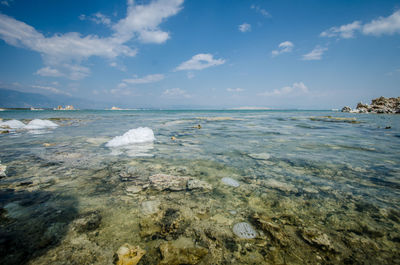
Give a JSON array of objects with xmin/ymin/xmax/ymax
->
[{"xmin": 0, "ymin": 110, "xmax": 399, "ymax": 264}]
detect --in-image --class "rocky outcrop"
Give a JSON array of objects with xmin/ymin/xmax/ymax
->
[
  {"xmin": 341, "ymin": 96, "xmax": 400, "ymax": 114},
  {"xmin": 114, "ymin": 244, "xmax": 146, "ymax": 265}
]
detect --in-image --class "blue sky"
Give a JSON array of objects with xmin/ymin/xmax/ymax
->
[{"xmin": 0, "ymin": 0, "xmax": 399, "ymax": 109}]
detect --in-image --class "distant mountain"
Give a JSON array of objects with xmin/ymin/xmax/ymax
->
[{"xmin": 0, "ymin": 88, "xmax": 108, "ymax": 109}]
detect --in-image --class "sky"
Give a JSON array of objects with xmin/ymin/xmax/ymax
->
[{"xmin": 0, "ymin": 0, "xmax": 399, "ymax": 109}]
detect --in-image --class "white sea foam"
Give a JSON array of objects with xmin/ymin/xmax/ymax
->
[
  {"xmin": 106, "ymin": 127, "xmax": 155, "ymax": 148},
  {"xmin": 25, "ymin": 119, "xmax": 59, "ymax": 130},
  {"xmin": 0, "ymin": 119, "xmax": 26, "ymax": 129}
]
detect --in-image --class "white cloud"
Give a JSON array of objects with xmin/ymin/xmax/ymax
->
[
  {"xmin": 271, "ymin": 41, "xmax": 294, "ymax": 57},
  {"xmin": 321, "ymin": 10, "xmax": 400, "ymax": 39},
  {"xmin": 175, "ymin": 53, "xmax": 225, "ymax": 71},
  {"xmin": 79, "ymin": 12, "xmax": 111, "ymax": 26},
  {"xmin": 31, "ymin": 85, "xmax": 71, "ymax": 96},
  {"xmin": 112, "ymin": 0, "xmax": 184, "ymax": 44},
  {"xmin": 250, "ymin": 5, "xmax": 271, "ymax": 18},
  {"xmin": 36, "ymin": 67, "xmax": 63, "ymax": 77},
  {"xmin": 259, "ymin": 82, "xmax": 308, "ymax": 96},
  {"xmin": 363, "ymin": 10, "xmax": 400, "ymax": 36},
  {"xmin": 238, "ymin": 23, "xmax": 251, "ymax": 32},
  {"xmin": 320, "ymin": 21, "xmax": 361, "ymax": 39},
  {"xmin": 36, "ymin": 65, "xmax": 89, "ymax": 80},
  {"xmin": 302, "ymin": 46, "xmax": 328, "ymax": 61},
  {"xmin": 122, "ymin": 74, "xmax": 164, "ymax": 84},
  {"xmin": 227, "ymin": 87, "xmax": 244, "ymax": 92},
  {"xmin": 0, "ymin": 0, "xmax": 183, "ymax": 80},
  {"xmin": 163, "ymin": 87, "xmax": 191, "ymax": 98}
]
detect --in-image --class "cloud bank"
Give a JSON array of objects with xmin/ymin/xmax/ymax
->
[{"xmin": 0, "ymin": 0, "xmax": 184, "ymax": 79}]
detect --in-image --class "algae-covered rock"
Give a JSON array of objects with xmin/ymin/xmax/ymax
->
[
  {"xmin": 114, "ymin": 243, "xmax": 146, "ymax": 265},
  {"xmin": 310, "ymin": 116, "xmax": 359, "ymax": 123},
  {"xmin": 72, "ymin": 210, "xmax": 102, "ymax": 233},
  {"xmin": 126, "ymin": 185, "xmax": 143, "ymax": 195},
  {"xmin": 187, "ymin": 179, "xmax": 212, "ymax": 191},
  {"xmin": 159, "ymin": 237, "xmax": 208, "ymax": 265},
  {"xmin": 149, "ymin": 174, "xmax": 189, "ymax": 191},
  {"xmin": 262, "ymin": 179, "xmax": 297, "ymax": 193},
  {"xmin": 300, "ymin": 227, "xmax": 334, "ymax": 251},
  {"xmin": 251, "ymin": 213, "xmax": 289, "ymax": 246}
]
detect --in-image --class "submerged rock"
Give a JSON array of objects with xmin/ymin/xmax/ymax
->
[
  {"xmin": 221, "ymin": 177, "xmax": 240, "ymax": 187},
  {"xmin": 114, "ymin": 243, "xmax": 146, "ymax": 265},
  {"xmin": 72, "ymin": 211, "xmax": 102, "ymax": 233},
  {"xmin": 159, "ymin": 237, "xmax": 208, "ymax": 265},
  {"xmin": 149, "ymin": 174, "xmax": 189, "ymax": 191},
  {"xmin": 125, "ymin": 185, "xmax": 143, "ymax": 195},
  {"xmin": 232, "ymin": 222, "xmax": 257, "ymax": 239},
  {"xmin": 187, "ymin": 179, "xmax": 212, "ymax": 191},
  {"xmin": 262, "ymin": 179, "xmax": 297, "ymax": 193},
  {"xmin": 310, "ymin": 116, "xmax": 359, "ymax": 123},
  {"xmin": 300, "ymin": 227, "xmax": 334, "ymax": 251}
]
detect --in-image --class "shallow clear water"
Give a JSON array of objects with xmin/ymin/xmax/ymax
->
[{"xmin": 0, "ymin": 110, "xmax": 399, "ymax": 264}]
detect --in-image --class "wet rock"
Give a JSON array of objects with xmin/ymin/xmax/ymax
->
[
  {"xmin": 149, "ymin": 174, "xmax": 189, "ymax": 191},
  {"xmin": 300, "ymin": 227, "xmax": 334, "ymax": 251},
  {"xmin": 72, "ymin": 210, "xmax": 102, "ymax": 233},
  {"xmin": 0, "ymin": 130, "xmax": 9, "ymax": 134},
  {"xmin": 232, "ymin": 222, "xmax": 257, "ymax": 239},
  {"xmin": 159, "ymin": 237, "xmax": 208, "ymax": 265},
  {"xmin": 0, "ymin": 163, "xmax": 6, "ymax": 178},
  {"xmin": 342, "ymin": 96, "xmax": 400, "ymax": 114},
  {"xmin": 341, "ymin": 106, "xmax": 351, "ymax": 112},
  {"xmin": 114, "ymin": 243, "xmax": 146, "ymax": 265},
  {"xmin": 187, "ymin": 179, "xmax": 212, "ymax": 191}
]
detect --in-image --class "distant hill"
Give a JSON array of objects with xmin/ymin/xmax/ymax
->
[{"xmin": 0, "ymin": 88, "xmax": 108, "ymax": 109}]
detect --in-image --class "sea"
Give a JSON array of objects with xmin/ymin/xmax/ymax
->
[{"xmin": 0, "ymin": 109, "xmax": 399, "ymax": 264}]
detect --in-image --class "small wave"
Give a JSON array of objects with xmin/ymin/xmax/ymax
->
[{"xmin": 106, "ymin": 127, "xmax": 155, "ymax": 148}]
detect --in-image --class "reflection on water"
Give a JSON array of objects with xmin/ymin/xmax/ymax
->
[{"xmin": 0, "ymin": 110, "xmax": 399, "ymax": 264}]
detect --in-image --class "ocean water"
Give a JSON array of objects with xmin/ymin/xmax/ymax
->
[{"xmin": 0, "ymin": 109, "xmax": 399, "ymax": 264}]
